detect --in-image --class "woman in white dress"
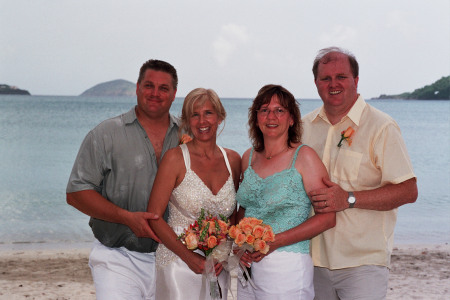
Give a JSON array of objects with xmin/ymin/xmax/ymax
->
[{"xmin": 147, "ymin": 88, "xmax": 241, "ymax": 299}]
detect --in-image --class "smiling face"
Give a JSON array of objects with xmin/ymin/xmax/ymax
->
[
  {"xmin": 135, "ymin": 69, "xmax": 177, "ymax": 119},
  {"xmin": 256, "ymin": 95, "xmax": 293, "ymax": 140},
  {"xmin": 315, "ymin": 53, "xmax": 359, "ymax": 116},
  {"xmin": 189, "ymin": 99, "xmax": 222, "ymax": 142}
]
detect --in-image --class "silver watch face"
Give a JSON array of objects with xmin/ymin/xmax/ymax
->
[{"xmin": 348, "ymin": 192, "xmax": 356, "ymax": 204}]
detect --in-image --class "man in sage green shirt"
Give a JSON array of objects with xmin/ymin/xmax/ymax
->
[{"xmin": 66, "ymin": 59, "xmax": 180, "ymax": 299}]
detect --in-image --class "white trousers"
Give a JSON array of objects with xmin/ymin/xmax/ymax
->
[
  {"xmin": 238, "ymin": 251, "xmax": 314, "ymax": 300},
  {"xmin": 89, "ymin": 240, "xmax": 156, "ymax": 300}
]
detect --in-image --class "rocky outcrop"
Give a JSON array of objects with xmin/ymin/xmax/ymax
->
[
  {"xmin": 0, "ymin": 84, "xmax": 30, "ymax": 95},
  {"xmin": 80, "ymin": 79, "xmax": 135, "ymax": 97}
]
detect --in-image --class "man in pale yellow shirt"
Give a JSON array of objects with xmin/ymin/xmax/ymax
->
[{"xmin": 302, "ymin": 47, "xmax": 418, "ymax": 300}]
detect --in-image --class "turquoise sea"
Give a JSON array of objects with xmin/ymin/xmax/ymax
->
[{"xmin": 0, "ymin": 95, "xmax": 449, "ymax": 249}]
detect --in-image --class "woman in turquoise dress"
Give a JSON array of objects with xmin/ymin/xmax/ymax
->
[{"xmin": 236, "ymin": 84, "xmax": 336, "ymax": 300}]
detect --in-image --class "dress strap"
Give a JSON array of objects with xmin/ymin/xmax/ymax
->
[
  {"xmin": 290, "ymin": 144, "xmax": 306, "ymax": 169},
  {"xmin": 248, "ymin": 148, "xmax": 254, "ymax": 167},
  {"xmin": 218, "ymin": 146, "xmax": 232, "ymax": 175},
  {"xmin": 179, "ymin": 144, "xmax": 190, "ymax": 170}
]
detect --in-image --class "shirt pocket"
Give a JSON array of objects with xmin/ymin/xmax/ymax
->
[{"xmin": 332, "ymin": 149, "xmax": 363, "ymax": 181}]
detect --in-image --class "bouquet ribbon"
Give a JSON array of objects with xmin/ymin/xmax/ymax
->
[
  {"xmin": 223, "ymin": 243, "xmax": 256, "ymax": 292},
  {"xmin": 202, "ymin": 240, "xmax": 233, "ymax": 299}
]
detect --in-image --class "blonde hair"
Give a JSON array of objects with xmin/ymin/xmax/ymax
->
[{"xmin": 180, "ymin": 88, "xmax": 226, "ymax": 136}]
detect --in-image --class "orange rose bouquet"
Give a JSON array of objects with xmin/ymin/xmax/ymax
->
[
  {"xmin": 177, "ymin": 208, "xmax": 230, "ymax": 256},
  {"xmin": 178, "ymin": 208, "xmax": 231, "ymax": 299}
]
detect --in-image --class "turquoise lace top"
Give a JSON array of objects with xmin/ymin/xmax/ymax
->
[{"xmin": 236, "ymin": 144, "xmax": 311, "ymax": 254}]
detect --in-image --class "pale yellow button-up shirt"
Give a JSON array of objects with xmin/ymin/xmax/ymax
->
[{"xmin": 302, "ymin": 95, "xmax": 415, "ymax": 269}]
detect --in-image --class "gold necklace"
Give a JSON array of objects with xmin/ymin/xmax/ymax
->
[{"xmin": 265, "ymin": 147, "xmax": 288, "ymax": 160}]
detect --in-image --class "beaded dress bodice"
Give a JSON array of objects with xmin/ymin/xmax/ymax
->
[
  {"xmin": 236, "ymin": 145, "xmax": 311, "ymax": 254},
  {"xmin": 156, "ymin": 144, "xmax": 236, "ymax": 268}
]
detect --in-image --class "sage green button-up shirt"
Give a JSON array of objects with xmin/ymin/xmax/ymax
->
[{"xmin": 67, "ymin": 107, "xmax": 180, "ymax": 252}]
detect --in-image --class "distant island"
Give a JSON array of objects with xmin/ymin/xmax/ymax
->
[
  {"xmin": 80, "ymin": 79, "xmax": 135, "ymax": 97},
  {"xmin": 374, "ymin": 76, "xmax": 449, "ymax": 100},
  {"xmin": 0, "ymin": 84, "xmax": 30, "ymax": 95}
]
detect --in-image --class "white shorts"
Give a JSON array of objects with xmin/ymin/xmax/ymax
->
[{"xmin": 89, "ymin": 240, "xmax": 156, "ymax": 300}]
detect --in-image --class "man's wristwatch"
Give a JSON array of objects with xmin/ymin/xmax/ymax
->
[{"xmin": 347, "ymin": 192, "xmax": 356, "ymax": 208}]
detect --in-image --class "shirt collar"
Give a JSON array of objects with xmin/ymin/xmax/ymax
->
[
  {"xmin": 124, "ymin": 107, "xmax": 138, "ymax": 124},
  {"xmin": 312, "ymin": 94, "xmax": 366, "ymax": 126},
  {"xmin": 346, "ymin": 95, "xmax": 366, "ymax": 126}
]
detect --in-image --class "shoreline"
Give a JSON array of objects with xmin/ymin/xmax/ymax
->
[{"xmin": 1, "ymin": 244, "xmax": 448, "ymax": 299}]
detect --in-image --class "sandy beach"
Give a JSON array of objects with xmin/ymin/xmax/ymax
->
[{"xmin": 0, "ymin": 244, "xmax": 449, "ymax": 300}]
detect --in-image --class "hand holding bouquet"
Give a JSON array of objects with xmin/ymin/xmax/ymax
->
[
  {"xmin": 177, "ymin": 208, "xmax": 231, "ymax": 299},
  {"xmin": 227, "ymin": 217, "xmax": 275, "ymax": 288}
]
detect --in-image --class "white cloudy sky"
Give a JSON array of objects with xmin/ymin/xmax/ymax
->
[{"xmin": 1, "ymin": 0, "xmax": 449, "ymax": 99}]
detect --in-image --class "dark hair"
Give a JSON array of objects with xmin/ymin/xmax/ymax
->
[
  {"xmin": 248, "ymin": 84, "xmax": 302, "ymax": 152},
  {"xmin": 137, "ymin": 59, "xmax": 178, "ymax": 89},
  {"xmin": 312, "ymin": 47, "xmax": 359, "ymax": 80}
]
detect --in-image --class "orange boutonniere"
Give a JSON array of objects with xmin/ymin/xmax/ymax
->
[
  {"xmin": 179, "ymin": 133, "xmax": 192, "ymax": 144},
  {"xmin": 338, "ymin": 126, "xmax": 355, "ymax": 147}
]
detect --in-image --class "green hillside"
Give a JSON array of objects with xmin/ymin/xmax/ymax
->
[
  {"xmin": 376, "ymin": 76, "xmax": 449, "ymax": 100},
  {"xmin": 0, "ymin": 84, "xmax": 30, "ymax": 95}
]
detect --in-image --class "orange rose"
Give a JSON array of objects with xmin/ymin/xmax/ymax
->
[
  {"xmin": 237, "ymin": 218, "xmax": 248, "ymax": 227},
  {"xmin": 247, "ymin": 217, "xmax": 263, "ymax": 227},
  {"xmin": 262, "ymin": 226, "xmax": 275, "ymax": 242},
  {"xmin": 245, "ymin": 234, "xmax": 256, "ymax": 245},
  {"xmin": 217, "ymin": 219, "xmax": 229, "ymax": 233},
  {"xmin": 185, "ymin": 233, "xmax": 198, "ymax": 250},
  {"xmin": 179, "ymin": 134, "xmax": 192, "ymax": 144},
  {"xmin": 207, "ymin": 221, "xmax": 216, "ymax": 235},
  {"xmin": 253, "ymin": 239, "xmax": 267, "ymax": 253},
  {"xmin": 240, "ymin": 223, "xmax": 253, "ymax": 235},
  {"xmin": 235, "ymin": 233, "xmax": 247, "ymax": 247},
  {"xmin": 207, "ymin": 235, "xmax": 218, "ymax": 249},
  {"xmin": 252, "ymin": 225, "xmax": 265, "ymax": 239},
  {"xmin": 229, "ymin": 225, "xmax": 241, "ymax": 239},
  {"xmin": 261, "ymin": 244, "xmax": 270, "ymax": 254},
  {"xmin": 338, "ymin": 126, "xmax": 355, "ymax": 147}
]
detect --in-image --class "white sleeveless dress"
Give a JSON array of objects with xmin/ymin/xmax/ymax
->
[{"xmin": 155, "ymin": 144, "xmax": 236, "ymax": 299}]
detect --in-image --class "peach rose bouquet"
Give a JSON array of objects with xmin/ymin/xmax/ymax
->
[
  {"xmin": 228, "ymin": 217, "xmax": 275, "ymax": 254},
  {"xmin": 227, "ymin": 217, "xmax": 275, "ymax": 289}
]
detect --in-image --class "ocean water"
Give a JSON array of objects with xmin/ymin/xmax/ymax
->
[{"xmin": 0, "ymin": 95, "xmax": 449, "ymax": 248}]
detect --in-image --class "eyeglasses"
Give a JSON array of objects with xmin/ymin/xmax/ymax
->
[{"xmin": 257, "ymin": 107, "xmax": 287, "ymax": 118}]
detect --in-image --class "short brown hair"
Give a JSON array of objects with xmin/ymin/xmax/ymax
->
[
  {"xmin": 137, "ymin": 59, "xmax": 178, "ymax": 89},
  {"xmin": 248, "ymin": 84, "xmax": 302, "ymax": 152}
]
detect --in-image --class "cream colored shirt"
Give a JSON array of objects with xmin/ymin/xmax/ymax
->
[{"xmin": 302, "ymin": 95, "xmax": 415, "ymax": 269}]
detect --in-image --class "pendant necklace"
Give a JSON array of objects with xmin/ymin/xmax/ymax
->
[{"xmin": 265, "ymin": 147, "xmax": 288, "ymax": 160}]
